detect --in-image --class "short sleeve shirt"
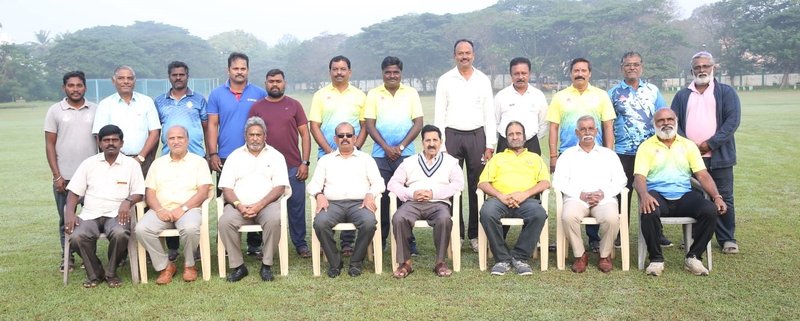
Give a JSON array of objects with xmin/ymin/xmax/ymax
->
[
  {"xmin": 207, "ymin": 81, "xmax": 267, "ymax": 158},
  {"xmin": 145, "ymin": 153, "xmax": 212, "ymax": 210},
  {"xmin": 364, "ymin": 84, "xmax": 424, "ymax": 157},
  {"xmin": 43, "ymin": 98, "xmax": 98, "ymax": 180},
  {"xmin": 309, "ymin": 84, "xmax": 366, "ymax": 158},
  {"xmin": 608, "ymin": 79, "xmax": 667, "ymax": 155},
  {"xmin": 248, "ymin": 96, "xmax": 308, "ymax": 168},
  {"xmin": 92, "ymin": 92, "xmax": 162, "ymax": 156},
  {"xmin": 154, "ymin": 89, "xmax": 209, "ymax": 157},
  {"xmin": 479, "ymin": 149, "xmax": 550, "ymax": 195},
  {"xmin": 218, "ymin": 145, "xmax": 289, "ymax": 204},
  {"xmin": 634, "ymin": 135, "xmax": 706, "ymax": 200},
  {"xmin": 546, "ymin": 85, "xmax": 616, "ymax": 153},
  {"xmin": 67, "ymin": 153, "xmax": 145, "ymax": 220}
]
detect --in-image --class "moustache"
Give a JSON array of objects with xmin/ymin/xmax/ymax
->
[
  {"xmin": 581, "ymin": 135, "xmax": 594, "ymax": 142},
  {"xmin": 574, "ymin": 76, "xmax": 585, "ymax": 80}
]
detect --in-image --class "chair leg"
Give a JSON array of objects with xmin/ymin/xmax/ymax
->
[
  {"xmin": 136, "ymin": 234, "xmax": 148, "ymax": 284},
  {"xmin": 217, "ymin": 235, "xmax": 226, "ymax": 278},
  {"xmin": 637, "ymin": 227, "xmax": 646, "ymax": 270},
  {"xmin": 556, "ymin": 217, "xmax": 566, "ymax": 270},
  {"xmin": 200, "ymin": 228, "xmax": 211, "ymax": 281},
  {"xmin": 390, "ymin": 225, "xmax": 398, "ymax": 272},
  {"xmin": 311, "ymin": 226, "xmax": 321, "ymax": 277},
  {"xmin": 63, "ymin": 235, "xmax": 70, "ymax": 286},
  {"xmin": 478, "ymin": 221, "xmax": 487, "ymax": 271},
  {"xmin": 372, "ymin": 230, "xmax": 382, "ymax": 275},
  {"xmin": 540, "ymin": 218, "xmax": 548, "ymax": 271},
  {"xmin": 128, "ymin": 229, "xmax": 140, "ymax": 284}
]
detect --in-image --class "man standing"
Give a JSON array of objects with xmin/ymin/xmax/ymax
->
[
  {"xmin": 671, "ymin": 51, "xmax": 741, "ymax": 255},
  {"xmin": 309, "ymin": 55, "xmax": 367, "ymax": 256},
  {"xmin": 494, "ymin": 57, "xmax": 548, "ymax": 154},
  {"xmin": 434, "ymin": 39, "xmax": 496, "ymax": 252},
  {"xmin": 547, "ymin": 58, "xmax": 616, "ymax": 252},
  {"xmin": 218, "ymin": 117, "xmax": 289, "ymax": 282},
  {"xmin": 308, "ymin": 122, "xmax": 384, "ymax": 278},
  {"xmin": 387, "ymin": 125, "xmax": 463, "ymax": 278},
  {"xmin": 248, "ymin": 69, "xmax": 312, "ymax": 258},
  {"xmin": 635, "ymin": 109, "xmax": 726, "ymax": 276},
  {"xmin": 136, "ymin": 126, "xmax": 212, "ymax": 284},
  {"xmin": 44, "ymin": 71, "xmax": 97, "ymax": 272},
  {"xmin": 207, "ymin": 52, "xmax": 267, "ymax": 257},
  {"xmin": 478, "ymin": 122, "xmax": 549, "ymax": 276},
  {"xmin": 364, "ymin": 56, "xmax": 423, "ymax": 250},
  {"xmin": 154, "ymin": 61, "xmax": 209, "ymax": 260},
  {"xmin": 92, "ymin": 66, "xmax": 161, "ymax": 177},
  {"xmin": 608, "ymin": 51, "xmax": 671, "ymax": 247},
  {"xmin": 65, "ymin": 125, "xmax": 145, "ymax": 288},
  {"xmin": 552, "ymin": 116, "xmax": 626, "ymax": 273}
]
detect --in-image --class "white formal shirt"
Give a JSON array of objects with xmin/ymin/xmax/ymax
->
[
  {"xmin": 92, "ymin": 92, "xmax": 161, "ymax": 155},
  {"xmin": 494, "ymin": 84, "xmax": 548, "ymax": 140},
  {"xmin": 433, "ymin": 67, "xmax": 496, "ymax": 148},
  {"xmin": 218, "ymin": 144, "xmax": 289, "ymax": 204},
  {"xmin": 307, "ymin": 149, "xmax": 385, "ymax": 201},
  {"xmin": 67, "ymin": 153, "xmax": 145, "ymax": 220},
  {"xmin": 552, "ymin": 144, "xmax": 626, "ymax": 207}
]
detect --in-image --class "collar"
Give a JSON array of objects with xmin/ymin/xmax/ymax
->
[
  {"xmin": 567, "ymin": 83, "xmax": 595, "ymax": 94},
  {"xmin": 166, "ymin": 88, "xmax": 194, "ymax": 100},
  {"xmin": 332, "ymin": 148, "xmax": 360, "ymax": 158},
  {"xmin": 619, "ymin": 79, "xmax": 646, "ymax": 89},
  {"xmin": 112, "ymin": 92, "xmax": 138, "ymax": 103},
  {"xmin": 688, "ymin": 78, "xmax": 715, "ymax": 94},
  {"xmin": 59, "ymin": 98, "xmax": 90, "ymax": 110},
  {"xmin": 95, "ymin": 152, "xmax": 124, "ymax": 165}
]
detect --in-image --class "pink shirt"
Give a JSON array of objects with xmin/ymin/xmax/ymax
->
[{"xmin": 685, "ymin": 80, "xmax": 717, "ymax": 157}]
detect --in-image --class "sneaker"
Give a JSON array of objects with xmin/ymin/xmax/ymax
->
[
  {"xmin": 490, "ymin": 262, "xmax": 512, "ymax": 276},
  {"xmin": 660, "ymin": 235, "xmax": 674, "ymax": 248},
  {"xmin": 512, "ymin": 259, "xmax": 533, "ymax": 276},
  {"xmin": 684, "ymin": 256, "xmax": 709, "ymax": 276},
  {"xmin": 589, "ymin": 240, "xmax": 600, "ymax": 253},
  {"xmin": 646, "ymin": 262, "xmax": 664, "ymax": 276},
  {"xmin": 470, "ymin": 238, "xmax": 479, "ymax": 253}
]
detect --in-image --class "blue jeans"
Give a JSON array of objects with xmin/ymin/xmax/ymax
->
[{"xmin": 287, "ymin": 167, "xmax": 308, "ymax": 251}]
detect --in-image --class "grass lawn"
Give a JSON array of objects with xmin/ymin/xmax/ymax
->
[{"xmin": 0, "ymin": 89, "xmax": 798, "ymax": 320}]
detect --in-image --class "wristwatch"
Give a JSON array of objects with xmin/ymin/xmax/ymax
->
[
  {"xmin": 399, "ymin": 144, "xmax": 406, "ymax": 151},
  {"xmin": 301, "ymin": 160, "xmax": 310, "ymax": 166},
  {"xmin": 181, "ymin": 205, "xmax": 189, "ymax": 212},
  {"xmin": 136, "ymin": 155, "xmax": 145, "ymax": 163}
]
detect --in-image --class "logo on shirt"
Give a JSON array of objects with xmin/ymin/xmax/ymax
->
[
  {"xmin": 187, "ymin": 101, "xmax": 193, "ymax": 108},
  {"xmin": 247, "ymin": 98, "xmax": 257, "ymax": 102}
]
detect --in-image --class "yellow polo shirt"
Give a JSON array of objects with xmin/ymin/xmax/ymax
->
[
  {"xmin": 479, "ymin": 149, "xmax": 550, "ymax": 194},
  {"xmin": 309, "ymin": 83, "xmax": 366, "ymax": 157},
  {"xmin": 546, "ymin": 84, "xmax": 615, "ymax": 152},
  {"xmin": 145, "ymin": 153, "xmax": 212, "ymax": 210}
]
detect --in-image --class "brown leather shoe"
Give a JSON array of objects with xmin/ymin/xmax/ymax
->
[
  {"xmin": 598, "ymin": 257, "xmax": 613, "ymax": 273},
  {"xmin": 156, "ymin": 262, "xmax": 177, "ymax": 285},
  {"xmin": 571, "ymin": 253, "xmax": 589, "ymax": 273},
  {"xmin": 183, "ymin": 265, "xmax": 198, "ymax": 282}
]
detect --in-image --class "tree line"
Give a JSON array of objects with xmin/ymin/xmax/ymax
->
[{"xmin": 1, "ymin": 0, "xmax": 797, "ymax": 102}]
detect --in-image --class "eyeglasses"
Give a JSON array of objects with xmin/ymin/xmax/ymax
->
[
  {"xmin": 692, "ymin": 64, "xmax": 714, "ymax": 71},
  {"xmin": 622, "ymin": 63, "xmax": 642, "ymax": 68},
  {"xmin": 336, "ymin": 133, "xmax": 354, "ymax": 138}
]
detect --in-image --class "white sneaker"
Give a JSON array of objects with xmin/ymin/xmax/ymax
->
[
  {"xmin": 470, "ymin": 238, "xmax": 479, "ymax": 253},
  {"xmin": 646, "ymin": 262, "xmax": 664, "ymax": 276},
  {"xmin": 684, "ymin": 257, "xmax": 709, "ymax": 276}
]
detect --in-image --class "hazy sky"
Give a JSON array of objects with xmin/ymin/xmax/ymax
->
[{"xmin": 0, "ymin": 0, "xmax": 717, "ymax": 45}]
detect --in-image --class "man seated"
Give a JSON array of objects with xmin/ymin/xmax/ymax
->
[
  {"xmin": 308, "ymin": 122, "xmax": 385, "ymax": 278},
  {"xmin": 552, "ymin": 116, "xmax": 626, "ymax": 273},
  {"xmin": 387, "ymin": 125, "xmax": 463, "ymax": 278},
  {"xmin": 635, "ymin": 109, "xmax": 727, "ymax": 276},
  {"xmin": 135, "ymin": 125, "xmax": 212, "ymax": 284},
  {"xmin": 478, "ymin": 121, "xmax": 549, "ymax": 276},
  {"xmin": 218, "ymin": 117, "xmax": 289, "ymax": 282},
  {"xmin": 65, "ymin": 125, "xmax": 145, "ymax": 288}
]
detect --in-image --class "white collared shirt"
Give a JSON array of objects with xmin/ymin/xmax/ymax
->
[
  {"xmin": 552, "ymin": 144, "xmax": 626, "ymax": 206},
  {"xmin": 494, "ymin": 84, "xmax": 549, "ymax": 140},
  {"xmin": 307, "ymin": 149, "xmax": 385, "ymax": 201},
  {"xmin": 218, "ymin": 144, "xmax": 289, "ymax": 204},
  {"xmin": 67, "ymin": 153, "xmax": 145, "ymax": 220}
]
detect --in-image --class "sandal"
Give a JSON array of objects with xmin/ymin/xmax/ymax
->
[
  {"xmin": 82, "ymin": 278, "xmax": 103, "ymax": 288},
  {"xmin": 393, "ymin": 262, "xmax": 414, "ymax": 279},
  {"xmin": 433, "ymin": 262, "xmax": 452, "ymax": 277},
  {"xmin": 106, "ymin": 276, "xmax": 123, "ymax": 288},
  {"xmin": 722, "ymin": 241, "xmax": 739, "ymax": 254}
]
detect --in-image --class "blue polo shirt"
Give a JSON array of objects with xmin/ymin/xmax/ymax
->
[
  {"xmin": 155, "ymin": 89, "xmax": 209, "ymax": 157},
  {"xmin": 207, "ymin": 81, "xmax": 267, "ymax": 158},
  {"xmin": 608, "ymin": 79, "xmax": 667, "ymax": 155}
]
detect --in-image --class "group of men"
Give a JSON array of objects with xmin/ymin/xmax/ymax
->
[{"xmin": 44, "ymin": 37, "xmax": 740, "ymax": 287}]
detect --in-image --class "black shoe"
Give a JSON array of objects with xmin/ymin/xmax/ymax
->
[
  {"xmin": 226, "ymin": 265, "xmax": 249, "ymax": 282},
  {"xmin": 341, "ymin": 245, "xmax": 353, "ymax": 257},
  {"xmin": 327, "ymin": 263, "xmax": 343, "ymax": 278},
  {"xmin": 660, "ymin": 235, "xmax": 674, "ymax": 248},
  {"xmin": 409, "ymin": 242, "xmax": 419, "ymax": 257},
  {"xmin": 348, "ymin": 265, "xmax": 362, "ymax": 277},
  {"xmin": 260, "ymin": 264, "xmax": 274, "ymax": 282},
  {"xmin": 246, "ymin": 246, "xmax": 261, "ymax": 256},
  {"xmin": 168, "ymin": 249, "xmax": 179, "ymax": 262},
  {"xmin": 590, "ymin": 240, "xmax": 600, "ymax": 253}
]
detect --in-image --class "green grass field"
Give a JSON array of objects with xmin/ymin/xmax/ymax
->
[{"xmin": 0, "ymin": 90, "xmax": 798, "ymax": 320}]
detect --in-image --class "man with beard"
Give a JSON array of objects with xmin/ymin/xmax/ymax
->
[
  {"xmin": 154, "ymin": 61, "xmax": 209, "ymax": 261},
  {"xmin": 218, "ymin": 117, "xmax": 289, "ymax": 282},
  {"xmin": 44, "ymin": 71, "xmax": 98, "ymax": 272},
  {"xmin": 547, "ymin": 57, "xmax": 616, "ymax": 253},
  {"xmin": 635, "ymin": 109, "xmax": 727, "ymax": 276},
  {"xmin": 608, "ymin": 51, "xmax": 671, "ymax": 248},
  {"xmin": 552, "ymin": 116, "xmax": 626, "ymax": 273},
  {"xmin": 92, "ymin": 66, "xmax": 161, "ymax": 177},
  {"xmin": 387, "ymin": 125, "xmax": 463, "ymax": 278},
  {"xmin": 364, "ymin": 56, "xmax": 424, "ymax": 252},
  {"xmin": 309, "ymin": 55, "xmax": 367, "ymax": 257},
  {"xmin": 248, "ymin": 69, "xmax": 313, "ymax": 258},
  {"xmin": 65, "ymin": 124, "xmax": 145, "ymax": 288},
  {"xmin": 207, "ymin": 52, "xmax": 267, "ymax": 258},
  {"xmin": 671, "ymin": 51, "xmax": 741, "ymax": 255},
  {"xmin": 478, "ymin": 122, "xmax": 549, "ymax": 276},
  {"xmin": 494, "ymin": 57, "xmax": 548, "ymax": 154},
  {"xmin": 308, "ymin": 122, "xmax": 384, "ymax": 278},
  {"xmin": 434, "ymin": 39, "xmax": 496, "ymax": 253}
]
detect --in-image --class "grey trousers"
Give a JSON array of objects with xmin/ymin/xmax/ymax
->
[
  {"xmin": 392, "ymin": 201, "xmax": 452, "ymax": 264},
  {"xmin": 219, "ymin": 202, "xmax": 281, "ymax": 268},
  {"xmin": 70, "ymin": 216, "xmax": 130, "ymax": 281},
  {"xmin": 313, "ymin": 200, "xmax": 377, "ymax": 269},
  {"xmin": 479, "ymin": 197, "xmax": 547, "ymax": 264},
  {"xmin": 135, "ymin": 208, "xmax": 201, "ymax": 271}
]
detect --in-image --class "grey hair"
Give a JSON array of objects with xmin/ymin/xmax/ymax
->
[
  {"xmin": 576, "ymin": 115, "xmax": 596, "ymax": 127},
  {"xmin": 113, "ymin": 65, "xmax": 136, "ymax": 78},
  {"xmin": 167, "ymin": 125, "xmax": 189, "ymax": 140},
  {"xmin": 335, "ymin": 121, "xmax": 354, "ymax": 134},
  {"xmin": 691, "ymin": 51, "xmax": 715, "ymax": 65},
  {"xmin": 245, "ymin": 116, "xmax": 267, "ymax": 134}
]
